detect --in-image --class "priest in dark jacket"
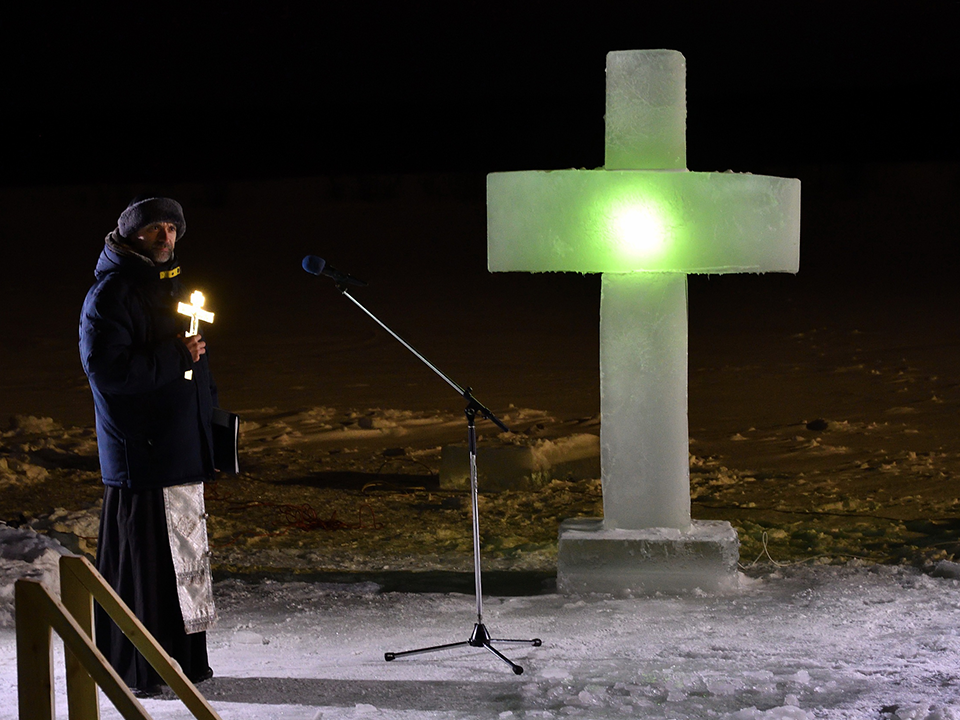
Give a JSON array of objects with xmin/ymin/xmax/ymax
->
[{"xmin": 80, "ymin": 196, "xmax": 218, "ymax": 696}]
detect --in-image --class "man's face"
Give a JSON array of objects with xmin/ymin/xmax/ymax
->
[{"xmin": 130, "ymin": 222, "xmax": 177, "ymax": 264}]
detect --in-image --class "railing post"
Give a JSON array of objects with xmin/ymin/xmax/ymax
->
[
  {"xmin": 16, "ymin": 555, "xmax": 224, "ymax": 720},
  {"xmin": 15, "ymin": 580, "xmax": 56, "ymax": 720},
  {"xmin": 59, "ymin": 555, "xmax": 224, "ymax": 720},
  {"xmin": 17, "ymin": 576, "xmax": 154, "ymax": 720},
  {"xmin": 61, "ymin": 556, "xmax": 101, "ymax": 720}
]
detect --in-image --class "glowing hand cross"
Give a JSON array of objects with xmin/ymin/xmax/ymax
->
[
  {"xmin": 178, "ymin": 290, "xmax": 215, "ymax": 338},
  {"xmin": 177, "ymin": 290, "xmax": 215, "ymax": 380}
]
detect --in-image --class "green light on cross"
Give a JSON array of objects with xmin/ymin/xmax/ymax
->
[
  {"xmin": 608, "ymin": 196, "xmax": 671, "ymax": 263},
  {"xmin": 488, "ymin": 169, "xmax": 798, "ymax": 274}
]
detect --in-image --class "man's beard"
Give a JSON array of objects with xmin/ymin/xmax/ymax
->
[{"xmin": 150, "ymin": 243, "xmax": 174, "ymax": 263}]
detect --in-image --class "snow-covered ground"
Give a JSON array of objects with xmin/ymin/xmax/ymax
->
[
  {"xmin": 3, "ymin": 172, "xmax": 960, "ymax": 718},
  {"xmin": 2, "ymin": 524, "xmax": 960, "ymax": 719}
]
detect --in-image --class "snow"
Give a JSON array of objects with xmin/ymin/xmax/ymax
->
[
  {"xmin": 2, "ymin": 523, "xmax": 959, "ymax": 719},
  {"xmin": 2, "ymin": 173, "xmax": 960, "ymax": 718}
]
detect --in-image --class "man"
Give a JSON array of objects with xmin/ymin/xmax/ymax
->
[{"xmin": 79, "ymin": 195, "xmax": 217, "ymax": 696}]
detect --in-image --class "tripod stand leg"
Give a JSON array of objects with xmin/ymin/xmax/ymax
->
[
  {"xmin": 490, "ymin": 637, "xmax": 543, "ymax": 647},
  {"xmin": 469, "ymin": 622, "xmax": 539, "ymax": 674},
  {"xmin": 385, "ymin": 640, "xmax": 471, "ymax": 662},
  {"xmin": 480, "ymin": 642, "xmax": 526, "ymax": 675}
]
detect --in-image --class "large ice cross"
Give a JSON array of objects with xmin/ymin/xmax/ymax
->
[{"xmin": 487, "ymin": 50, "xmax": 800, "ymax": 531}]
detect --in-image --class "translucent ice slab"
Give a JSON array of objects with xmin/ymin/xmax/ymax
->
[{"xmin": 487, "ymin": 169, "xmax": 800, "ymax": 274}]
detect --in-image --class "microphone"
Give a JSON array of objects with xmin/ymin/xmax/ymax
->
[{"xmin": 302, "ymin": 255, "xmax": 367, "ymax": 286}]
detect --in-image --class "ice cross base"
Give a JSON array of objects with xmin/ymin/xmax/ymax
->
[
  {"xmin": 557, "ymin": 519, "xmax": 740, "ymax": 595},
  {"xmin": 487, "ymin": 50, "xmax": 800, "ymax": 595}
]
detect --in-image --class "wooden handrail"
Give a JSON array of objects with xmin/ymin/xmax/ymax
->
[
  {"xmin": 16, "ymin": 579, "xmax": 151, "ymax": 720},
  {"xmin": 15, "ymin": 554, "xmax": 223, "ymax": 720}
]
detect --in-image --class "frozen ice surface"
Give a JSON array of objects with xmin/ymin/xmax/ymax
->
[
  {"xmin": 4, "ymin": 559, "xmax": 960, "ymax": 719},
  {"xmin": 605, "ymin": 49, "xmax": 687, "ymax": 170},
  {"xmin": 557, "ymin": 518, "xmax": 740, "ymax": 594},
  {"xmin": 486, "ymin": 169, "xmax": 801, "ymax": 274},
  {"xmin": 601, "ymin": 272, "xmax": 690, "ymax": 529}
]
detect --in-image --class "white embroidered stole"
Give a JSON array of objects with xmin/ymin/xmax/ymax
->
[{"xmin": 163, "ymin": 483, "xmax": 217, "ymax": 634}]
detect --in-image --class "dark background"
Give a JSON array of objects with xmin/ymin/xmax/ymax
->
[
  {"xmin": 5, "ymin": 2, "xmax": 957, "ymax": 181},
  {"xmin": 1, "ymin": 1, "xmax": 958, "ymax": 426}
]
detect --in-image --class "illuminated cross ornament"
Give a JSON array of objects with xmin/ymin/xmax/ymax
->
[
  {"xmin": 177, "ymin": 290, "xmax": 215, "ymax": 381},
  {"xmin": 487, "ymin": 50, "xmax": 800, "ymax": 594}
]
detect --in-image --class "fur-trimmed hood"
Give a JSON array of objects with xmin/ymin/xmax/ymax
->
[{"xmin": 95, "ymin": 230, "xmax": 179, "ymax": 281}]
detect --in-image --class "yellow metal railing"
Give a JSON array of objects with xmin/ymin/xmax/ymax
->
[{"xmin": 15, "ymin": 554, "xmax": 222, "ymax": 720}]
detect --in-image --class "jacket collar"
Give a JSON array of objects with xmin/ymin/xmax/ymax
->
[{"xmin": 95, "ymin": 230, "xmax": 180, "ymax": 282}]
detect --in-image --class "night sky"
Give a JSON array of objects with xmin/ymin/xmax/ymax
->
[{"xmin": 4, "ymin": 2, "xmax": 957, "ymax": 185}]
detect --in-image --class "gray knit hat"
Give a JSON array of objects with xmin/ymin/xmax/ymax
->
[{"xmin": 117, "ymin": 196, "xmax": 186, "ymax": 240}]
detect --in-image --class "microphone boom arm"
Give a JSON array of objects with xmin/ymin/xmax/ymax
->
[{"xmin": 337, "ymin": 286, "xmax": 509, "ymax": 433}]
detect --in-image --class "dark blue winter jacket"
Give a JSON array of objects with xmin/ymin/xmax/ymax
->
[{"xmin": 79, "ymin": 232, "xmax": 218, "ymax": 491}]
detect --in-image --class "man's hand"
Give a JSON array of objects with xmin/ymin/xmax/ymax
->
[{"xmin": 179, "ymin": 333, "xmax": 207, "ymax": 363}]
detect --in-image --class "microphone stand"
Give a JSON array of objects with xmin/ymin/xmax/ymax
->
[{"xmin": 335, "ymin": 283, "xmax": 542, "ymax": 675}]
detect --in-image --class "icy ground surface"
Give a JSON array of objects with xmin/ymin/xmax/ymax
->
[{"xmin": 2, "ymin": 545, "xmax": 959, "ymax": 719}]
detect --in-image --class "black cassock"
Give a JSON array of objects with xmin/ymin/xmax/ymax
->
[{"xmin": 95, "ymin": 486, "xmax": 210, "ymax": 691}]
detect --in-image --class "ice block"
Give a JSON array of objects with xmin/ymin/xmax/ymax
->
[
  {"xmin": 600, "ymin": 272, "xmax": 690, "ymax": 529},
  {"xmin": 605, "ymin": 49, "xmax": 686, "ymax": 170},
  {"xmin": 487, "ymin": 170, "xmax": 800, "ymax": 274}
]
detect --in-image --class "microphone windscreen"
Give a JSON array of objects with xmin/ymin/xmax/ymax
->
[{"xmin": 302, "ymin": 255, "xmax": 326, "ymax": 275}]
